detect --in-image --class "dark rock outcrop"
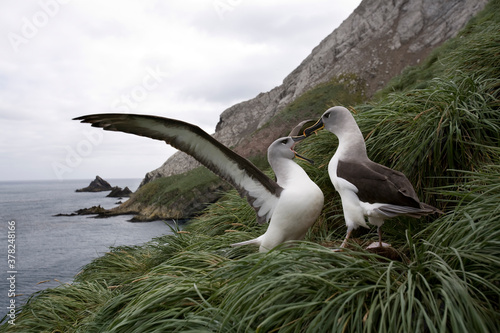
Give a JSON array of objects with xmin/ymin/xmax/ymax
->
[
  {"xmin": 54, "ymin": 205, "xmax": 107, "ymax": 217},
  {"xmin": 106, "ymin": 186, "xmax": 133, "ymax": 198},
  {"xmin": 76, "ymin": 176, "xmax": 113, "ymax": 192}
]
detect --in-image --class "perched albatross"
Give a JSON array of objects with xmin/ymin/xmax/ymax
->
[
  {"xmin": 303, "ymin": 106, "xmax": 441, "ymax": 249},
  {"xmin": 74, "ymin": 114, "xmax": 324, "ymax": 252}
]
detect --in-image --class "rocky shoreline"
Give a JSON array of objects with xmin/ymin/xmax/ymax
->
[
  {"xmin": 54, "ymin": 205, "xmax": 110, "ymax": 217},
  {"xmin": 53, "ymin": 204, "xmax": 147, "ymax": 220},
  {"xmin": 54, "ymin": 204, "xmax": 189, "ymax": 223},
  {"xmin": 55, "ymin": 177, "xmax": 144, "ymax": 220}
]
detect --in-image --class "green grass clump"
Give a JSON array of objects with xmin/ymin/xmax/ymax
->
[
  {"xmin": 256, "ymin": 73, "xmax": 366, "ymax": 138},
  {"xmin": 133, "ymin": 166, "xmax": 221, "ymax": 207},
  {"xmin": 2, "ymin": 1, "xmax": 500, "ymax": 331},
  {"xmin": 279, "ymin": 73, "xmax": 365, "ymax": 120},
  {"xmin": 2, "ymin": 282, "xmax": 115, "ymax": 333},
  {"xmin": 358, "ymin": 71, "xmax": 499, "ymax": 197}
]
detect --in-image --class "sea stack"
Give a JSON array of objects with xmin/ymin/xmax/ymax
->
[
  {"xmin": 106, "ymin": 186, "xmax": 133, "ymax": 198},
  {"xmin": 76, "ymin": 176, "xmax": 113, "ymax": 192}
]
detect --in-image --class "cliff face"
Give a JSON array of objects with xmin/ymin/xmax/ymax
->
[{"xmin": 141, "ymin": 0, "xmax": 488, "ymax": 186}]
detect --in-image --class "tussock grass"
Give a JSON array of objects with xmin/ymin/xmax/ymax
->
[
  {"xmin": 132, "ymin": 166, "xmax": 222, "ymax": 207},
  {"xmin": 358, "ymin": 72, "xmax": 499, "ymax": 199},
  {"xmin": 3, "ymin": 282, "xmax": 115, "ymax": 333},
  {"xmin": 2, "ymin": 1, "xmax": 500, "ymax": 331}
]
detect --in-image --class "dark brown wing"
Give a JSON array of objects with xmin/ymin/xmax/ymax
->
[{"xmin": 337, "ymin": 159, "xmax": 421, "ymax": 208}]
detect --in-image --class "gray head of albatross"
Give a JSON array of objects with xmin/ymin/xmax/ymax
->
[
  {"xmin": 268, "ymin": 136, "xmax": 315, "ymax": 166},
  {"xmin": 304, "ymin": 106, "xmax": 362, "ymax": 143},
  {"xmin": 73, "ymin": 113, "xmax": 324, "ymax": 253},
  {"xmin": 303, "ymin": 106, "xmax": 441, "ymax": 250}
]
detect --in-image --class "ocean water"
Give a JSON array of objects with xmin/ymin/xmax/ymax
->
[{"xmin": 0, "ymin": 179, "xmax": 175, "ymax": 318}]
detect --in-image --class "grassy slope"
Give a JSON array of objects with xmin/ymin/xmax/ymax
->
[
  {"xmin": 113, "ymin": 166, "xmax": 228, "ymax": 220},
  {"xmin": 3, "ymin": 1, "xmax": 500, "ymax": 331}
]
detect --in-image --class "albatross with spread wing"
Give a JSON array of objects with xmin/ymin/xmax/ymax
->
[{"xmin": 74, "ymin": 114, "xmax": 324, "ymax": 252}]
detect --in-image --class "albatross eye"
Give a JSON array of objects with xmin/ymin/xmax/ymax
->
[{"xmin": 281, "ymin": 139, "xmax": 289, "ymax": 145}]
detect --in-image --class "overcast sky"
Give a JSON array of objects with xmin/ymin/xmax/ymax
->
[{"xmin": 1, "ymin": 0, "xmax": 361, "ymax": 182}]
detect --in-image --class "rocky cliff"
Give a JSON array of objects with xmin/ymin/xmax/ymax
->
[{"xmin": 141, "ymin": 0, "xmax": 488, "ymax": 185}]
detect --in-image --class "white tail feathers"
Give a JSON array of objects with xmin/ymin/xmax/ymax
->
[
  {"xmin": 231, "ymin": 235, "xmax": 264, "ymax": 247},
  {"xmin": 377, "ymin": 204, "xmax": 441, "ymax": 218}
]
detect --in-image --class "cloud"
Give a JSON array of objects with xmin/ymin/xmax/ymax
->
[{"xmin": 0, "ymin": 0, "xmax": 361, "ymax": 181}]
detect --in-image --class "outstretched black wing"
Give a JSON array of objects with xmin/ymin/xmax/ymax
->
[{"xmin": 74, "ymin": 114, "xmax": 282, "ymax": 223}]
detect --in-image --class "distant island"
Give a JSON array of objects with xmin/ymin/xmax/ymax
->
[
  {"xmin": 107, "ymin": 186, "xmax": 133, "ymax": 198},
  {"xmin": 75, "ymin": 176, "xmax": 112, "ymax": 192},
  {"xmin": 76, "ymin": 176, "xmax": 133, "ymax": 198}
]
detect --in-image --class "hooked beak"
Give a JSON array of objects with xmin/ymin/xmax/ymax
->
[
  {"xmin": 290, "ymin": 136, "xmax": 314, "ymax": 164},
  {"xmin": 293, "ymin": 151, "xmax": 315, "ymax": 164},
  {"xmin": 291, "ymin": 134, "xmax": 306, "ymax": 142},
  {"xmin": 303, "ymin": 118, "xmax": 325, "ymax": 136}
]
